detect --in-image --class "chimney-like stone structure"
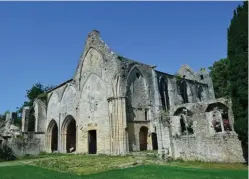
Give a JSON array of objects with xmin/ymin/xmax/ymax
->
[{"xmin": 21, "ymin": 107, "xmax": 30, "ymax": 132}]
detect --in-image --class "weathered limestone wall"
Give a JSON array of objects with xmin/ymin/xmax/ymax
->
[
  {"xmin": 156, "ymin": 71, "xmax": 211, "ymax": 107},
  {"xmin": 21, "ymin": 107, "xmax": 30, "ymax": 132},
  {"xmin": 78, "ymin": 74, "xmax": 110, "ymax": 154},
  {"xmin": 127, "ymin": 122, "xmax": 151, "ymax": 151},
  {"xmin": 45, "ymin": 81, "xmax": 78, "ymax": 152},
  {"xmin": 116, "ymin": 56, "xmax": 162, "ymax": 152},
  {"xmin": 9, "ymin": 133, "xmax": 45, "ymax": 156},
  {"xmin": 75, "ymin": 30, "xmax": 123, "ymax": 154},
  {"xmin": 44, "ymin": 30, "xmax": 128, "ymax": 154},
  {"xmin": 108, "ymin": 97, "xmax": 128, "ymax": 154},
  {"xmin": 172, "ymin": 135, "xmax": 244, "ymax": 163},
  {"xmin": 168, "ymin": 98, "xmax": 245, "ymax": 163},
  {"xmin": 34, "ymin": 99, "xmax": 47, "ymax": 132},
  {"xmin": 177, "ymin": 64, "xmax": 215, "ymax": 101}
]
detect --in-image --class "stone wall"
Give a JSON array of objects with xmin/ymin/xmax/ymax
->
[
  {"xmin": 172, "ymin": 134, "xmax": 244, "ymax": 163},
  {"xmin": 127, "ymin": 122, "xmax": 151, "ymax": 151},
  {"xmin": 44, "ymin": 30, "xmax": 128, "ymax": 155},
  {"xmin": 34, "ymin": 99, "xmax": 47, "ymax": 133},
  {"xmin": 9, "ymin": 133, "xmax": 45, "ymax": 156},
  {"xmin": 156, "ymin": 70, "xmax": 212, "ymax": 107},
  {"xmin": 168, "ymin": 98, "xmax": 245, "ymax": 163}
]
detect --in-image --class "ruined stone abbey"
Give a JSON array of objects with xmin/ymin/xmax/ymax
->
[{"xmin": 16, "ymin": 30, "xmax": 244, "ymax": 162}]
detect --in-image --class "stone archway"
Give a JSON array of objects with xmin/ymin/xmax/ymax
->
[
  {"xmin": 61, "ymin": 116, "xmax": 76, "ymax": 153},
  {"xmin": 205, "ymin": 102, "xmax": 232, "ymax": 133},
  {"xmin": 139, "ymin": 126, "xmax": 148, "ymax": 151},
  {"xmin": 46, "ymin": 120, "xmax": 58, "ymax": 152}
]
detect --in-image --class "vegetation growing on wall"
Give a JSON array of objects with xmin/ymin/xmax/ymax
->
[
  {"xmin": 174, "ymin": 74, "xmax": 182, "ymax": 81},
  {"xmin": 200, "ymin": 68, "xmax": 206, "ymax": 72}
]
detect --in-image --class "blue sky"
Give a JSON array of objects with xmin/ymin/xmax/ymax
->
[{"xmin": 0, "ymin": 1, "xmax": 242, "ymax": 114}]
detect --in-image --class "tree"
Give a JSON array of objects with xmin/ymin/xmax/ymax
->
[
  {"xmin": 208, "ymin": 58, "xmax": 230, "ymax": 98},
  {"xmin": 227, "ymin": 1, "xmax": 248, "ymax": 143},
  {"xmin": 16, "ymin": 83, "xmax": 55, "ymax": 129},
  {"xmin": 18, "ymin": 83, "xmax": 55, "ymax": 112},
  {"xmin": 26, "ymin": 83, "xmax": 45, "ymax": 104}
]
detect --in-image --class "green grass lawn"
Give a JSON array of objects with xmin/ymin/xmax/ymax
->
[
  {"xmin": 0, "ymin": 154, "xmax": 247, "ymax": 179},
  {"xmin": 0, "ymin": 164, "xmax": 247, "ymax": 179}
]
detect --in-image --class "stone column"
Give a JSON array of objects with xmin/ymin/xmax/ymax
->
[
  {"xmin": 108, "ymin": 96, "xmax": 128, "ymax": 155},
  {"xmin": 21, "ymin": 107, "xmax": 30, "ymax": 132},
  {"xmin": 217, "ymin": 111, "xmax": 225, "ymax": 132}
]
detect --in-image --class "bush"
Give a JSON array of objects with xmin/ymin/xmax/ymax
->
[{"xmin": 0, "ymin": 144, "xmax": 16, "ymax": 161}]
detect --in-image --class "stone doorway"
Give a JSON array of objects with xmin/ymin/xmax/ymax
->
[
  {"xmin": 139, "ymin": 126, "xmax": 148, "ymax": 151},
  {"xmin": 51, "ymin": 123, "xmax": 58, "ymax": 152},
  {"xmin": 66, "ymin": 119, "xmax": 76, "ymax": 153},
  {"xmin": 151, "ymin": 132, "xmax": 158, "ymax": 150},
  {"xmin": 88, "ymin": 130, "xmax": 97, "ymax": 154}
]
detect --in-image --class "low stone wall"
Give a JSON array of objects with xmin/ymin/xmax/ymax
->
[
  {"xmin": 8, "ymin": 133, "xmax": 45, "ymax": 156},
  {"xmin": 172, "ymin": 134, "xmax": 245, "ymax": 163}
]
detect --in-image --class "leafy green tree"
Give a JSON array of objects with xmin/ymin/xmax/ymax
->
[
  {"xmin": 16, "ymin": 83, "xmax": 55, "ymax": 129},
  {"xmin": 227, "ymin": 1, "xmax": 248, "ymax": 143},
  {"xmin": 26, "ymin": 83, "xmax": 45, "ymax": 104},
  {"xmin": 17, "ymin": 83, "xmax": 54, "ymax": 112},
  {"xmin": 209, "ymin": 58, "xmax": 230, "ymax": 98}
]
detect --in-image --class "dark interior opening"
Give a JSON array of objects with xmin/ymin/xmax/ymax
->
[
  {"xmin": 151, "ymin": 132, "xmax": 158, "ymax": 150},
  {"xmin": 88, "ymin": 130, "xmax": 97, "ymax": 154},
  {"xmin": 159, "ymin": 78, "xmax": 170, "ymax": 110},
  {"xmin": 145, "ymin": 110, "xmax": 147, "ymax": 121},
  {"xmin": 66, "ymin": 119, "xmax": 76, "ymax": 153},
  {"xmin": 51, "ymin": 123, "xmax": 58, "ymax": 152},
  {"xmin": 28, "ymin": 114, "xmax": 35, "ymax": 132},
  {"xmin": 139, "ymin": 127, "xmax": 148, "ymax": 151}
]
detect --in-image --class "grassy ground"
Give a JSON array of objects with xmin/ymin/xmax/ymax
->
[
  {"xmin": 0, "ymin": 154, "xmax": 247, "ymax": 179},
  {"xmin": 0, "ymin": 164, "xmax": 247, "ymax": 179},
  {"xmin": 166, "ymin": 160, "xmax": 248, "ymax": 170},
  {"xmin": 28, "ymin": 154, "xmax": 156, "ymax": 175}
]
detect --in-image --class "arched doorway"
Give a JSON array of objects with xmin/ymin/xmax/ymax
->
[
  {"xmin": 51, "ymin": 123, "xmax": 58, "ymax": 151},
  {"xmin": 61, "ymin": 116, "xmax": 76, "ymax": 153},
  {"xmin": 88, "ymin": 130, "xmax": 97, "ymax": 154},
  {"xmin": 139, "ymin": 126, "xmax": 148, "ymax": 151},
  {"xmin": 47, "ymin": 120, "xmax": 58, "ymax": 152},
  {"xmin": 66, "ymin": 119, "xmax": 76, "ymax": 153},
  {"xmin": 151, "ymin": 133, "xmax": 158, "ymax": 150}
]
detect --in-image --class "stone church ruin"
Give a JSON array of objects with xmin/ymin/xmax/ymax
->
[{"xmin": 2, "ymin": 30, "xmax": 245, "ymax": 163}]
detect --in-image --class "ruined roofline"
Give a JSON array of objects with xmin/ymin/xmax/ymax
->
[
  {"xmin": 46, "ymin": 30, "xmax": 207, "ymax": 94},
  {"xmin": 155, "ymin": 70, "xmax": 174, "ymax": 77},
  {"xmin": 155, "ymin": 69, "xmax": 208, "ymax": 86},
  {"xmin": 46, "ymin": 79, "xmax": 73, "ymax": 93},
  {"xmin": 117, "ymin": 55, "xmax": 154, "ymax": 68}
]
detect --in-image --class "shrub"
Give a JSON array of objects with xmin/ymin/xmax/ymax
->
[{"xmin": 0, "ymin": 144, "xmax": 16, "ymax": 161}]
